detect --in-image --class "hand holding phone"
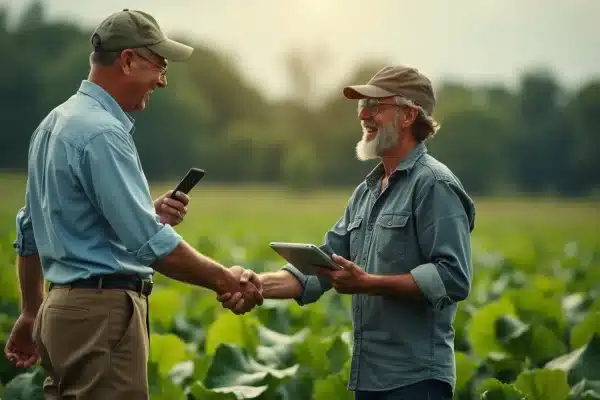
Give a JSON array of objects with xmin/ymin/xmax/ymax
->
[{"xmin": 169, "ymin": 168, "xmax": 205, "ymax": 199}]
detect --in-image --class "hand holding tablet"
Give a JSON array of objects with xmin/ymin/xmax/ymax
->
[{"xmin": 269, "ymin": 242, "xmax": 342, "ymax": 274}]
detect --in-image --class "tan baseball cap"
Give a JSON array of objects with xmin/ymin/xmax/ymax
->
[
  {"xmin": 343, "ymin": 65, "xmax": 436, "ymax": 115},
  {"xmin": 91, "ymin": 9, "xmax": 193, "ymax": 62}
]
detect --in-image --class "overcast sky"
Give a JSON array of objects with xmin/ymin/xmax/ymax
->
[{"xmin": 2, "ymin": 0, "xmax": 599, "ymax": 101}]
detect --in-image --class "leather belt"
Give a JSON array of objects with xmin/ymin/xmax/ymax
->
[{"xmin": 49, "ymin": 274, "xmax": 153, "ymax": 296}]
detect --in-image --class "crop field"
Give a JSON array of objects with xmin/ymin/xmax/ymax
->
[{"xmin": 0, "ymin": 174, "xmax": 599, "ymax": 399}]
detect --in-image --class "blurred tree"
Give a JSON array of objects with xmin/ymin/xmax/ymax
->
[{"xmin": 0, "ymin": 8, "xmax": 596, "ymax": 196}]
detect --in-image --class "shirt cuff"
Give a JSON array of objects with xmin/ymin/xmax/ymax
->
[
  {"xmin": 133, "ymin": 223, "xmax": 183, "ymax": 266},
  {"xmin": 410, "ymin": 262, "xmax": 452, "ymax": 310},
  {"xmin": 281, "ymin": 264, "xmax": 324, "ymax": 305},
  {"xmin": 13, "ymin": 209, "xmax": 37, "ymax": 256}
]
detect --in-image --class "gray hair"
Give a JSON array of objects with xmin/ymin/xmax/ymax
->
[{"xmin": 393, "ymin": 95, "xmax": 441, "ymax": 141}]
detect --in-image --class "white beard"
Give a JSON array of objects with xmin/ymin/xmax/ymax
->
[{"xmin": 355, "ymin": 119, "xmax": 399, "ymax": 161}]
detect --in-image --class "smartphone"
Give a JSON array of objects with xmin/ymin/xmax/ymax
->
[{"xmin": 169, "ymin": 168, "xmax": 205, "ymax": 199}]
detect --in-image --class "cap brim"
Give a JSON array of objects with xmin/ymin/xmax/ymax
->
[
  {"xmin": 148, "ymin": 38, "xmax": 193, "ymax": 62},
  {"xmin": 343, "ymin": 85, "xmax": 396, "ymax": 99}
]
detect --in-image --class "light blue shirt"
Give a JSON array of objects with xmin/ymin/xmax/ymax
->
[
  {"xmin": 13, "ymin": 80, "xmax": 182, "ymax": 284},
  {"xmin": 282, "ymin": 143, "xmax": 476, "ymax": 393}
]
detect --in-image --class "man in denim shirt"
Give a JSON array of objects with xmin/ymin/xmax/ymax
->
[
  {"xmin": 219, "ymin": 66, "xmax": 476, "ymax": 399},
  {"xmin": 4, "ymin": 9, "xmax": 263, "ymax": 399}
]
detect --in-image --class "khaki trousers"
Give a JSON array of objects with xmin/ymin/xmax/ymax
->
[{"xmin": 33, "ymin": 287, "xmax": 150, "ymax": 399}]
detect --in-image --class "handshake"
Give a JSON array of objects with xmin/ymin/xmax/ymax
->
[{"xmin": 216, "ymin": 266, "xmax": 265, "ymax": 315}]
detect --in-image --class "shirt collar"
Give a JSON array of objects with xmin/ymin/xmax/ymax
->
[
  {"xmin": 77, "ymin": 80, "xmax": 135, "ymax": 134},
  {"xmin": 365, "ymin": 142, "xmax": 428, "ymax": 191}
]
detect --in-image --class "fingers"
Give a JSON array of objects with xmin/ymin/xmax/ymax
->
[
  {"xmin": 161, "ymin": 198, "xmax": 188, "ymax": 217},
  {"xmin": 221, "ymin": 292, "xmax": 243, "ymax": 310},
  {"xmin": 239, "ymin": 269, "xmax": 253, "ymax": 283},
  {"xmin": 240, "ymin": 269, "xmax": 263, "ymax": 294},
  {"xmin": 216, "ymin": 292, "xmax": 232, "ymax": 302},
  {"xmin": 16, "ymin": 353, "xmax": 38, "ymax": 368},
  {"xmin": 170, "ymin": 190, "xmax": 190, "ymax": 205},
  {"xmin": 332, "ymin": 254, "xmax": 354, "ymax": 270}
]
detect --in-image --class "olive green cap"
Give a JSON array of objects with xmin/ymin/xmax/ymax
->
[
  {"xmin": 91, "ymin": 9, "xmax": 193, "ymax": 62},
  {"xmin": 343, "ymin": 65, "xmax": 436, "ymax": 115}
]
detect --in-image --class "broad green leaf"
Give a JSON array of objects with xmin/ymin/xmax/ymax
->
[
  {"xmin": 571, "ymin": 312, "xmax": 600, "ymax": 349},
  {"xmin": 313, "ymin": 359, "xmax": 352, "ymax": 400},
  {"xmin": 468, "ymin": 296, "xmax": 518, "ymax": 359},
  {"xmin": 455, "ymin": 352, "xmax": 479, "ymax": 393},
  {"xmin": 569, "ymin": 379, "xmax": 600, "ymax": 399},
  {"xmin": 562, "ymin": 293, "xmax": 589, "ymax": 326},
  {"xmin": 484, "ymin": 352, "xmax": 529, "ymax": 383},
  {"xmin": 293, "ymin": 333, "xmax": 349, "ymax": 378},
  {"xmin": 506, "ymin": 288, "xmax": 565, "ymax": 336},
  {"xmin": 545, "ymin": 333, "xmax": 600, "ymax": 385},
  {"xmin": 204, "ymin": 312, "xmax": 260, "ymax": 356},
  {"xmin": 149, "ymin": 376, "xmax": 187, "ymax": 400},
  {"xmin": 195, "ymin": 354, "xmax": 213, "ymax": 382},
  {"xmin": 313, "ymin": 372, "xmax": 352, "ymax": 400},
  {"xmin": 255, "ymin": 325, "xmax": 308, "ymax": 367},
  {"xmin": 590, "ymin": 296, "xmax": 600, "ymax": 313},
  {"xmin": 204, "ymin": 343, "xmax": 299, "ymax": 394},
  {"xmin": 496, "ymin": 315, "xmax": 567, "ymax": 365},
  {"xmin": 150, "ymin": 333, "xmax": 190, "ymax": 378},
  {"xmin": 189, "ymin": 381, "xmax": 267, "ymax": 399},
  {"xmin": 255, "ymin": 299, "xmax": 297, "ymax": 333},
  {"xmin": 1, "ymin": 366, "xmax": 44, "ymax": 400},
  {"xmin": 149, "ymin": 287, "xmax": 185, "ymax": 330},
  {"xmin": 530, "ymin": 275, "xmax": 567, "ymax": 297},
  {"xmin": 476, "ymin": 378, "xmax": 527, "ymax": 399},
  {"xmin": 513, "ymin": 368, "xmax": 570, "ymax": 400}
]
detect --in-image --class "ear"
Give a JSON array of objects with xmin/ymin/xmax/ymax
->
[
  {"xmin": 118, "ymin": 49, "xmax": 136, "ymax": 76},
  {"xmin": 401, "ymin": 106, "xmax": 418, "ymax": 128}
]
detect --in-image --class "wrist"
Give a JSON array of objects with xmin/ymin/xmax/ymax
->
[
  {"xmin": 215, "ymin": 268, "xmax": 237, "ymax": 294},
  {"xmin": 22, "ymin": 299, "xmax": 42, "ymax": 319},
  {"xmin": 361, "ymin": 273, "xmax": 378, "ymax": 294}
]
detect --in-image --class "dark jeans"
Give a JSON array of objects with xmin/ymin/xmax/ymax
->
[{"xmin": 354, "ymin": 379, "xmax": 453, "ymax": 400}]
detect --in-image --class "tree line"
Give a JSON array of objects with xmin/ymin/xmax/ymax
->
[{"xmin": 1, "ymin": 2, "xmax": 598, "ymax": 196}]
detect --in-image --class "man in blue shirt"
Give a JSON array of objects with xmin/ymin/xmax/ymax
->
[
  {"xmin": 219, "ymin": 66, "xmax": 476, "ymax": 400},
  {"xmin": 4, "ymin": 9, "xmax": 263, "ymax": 399}
]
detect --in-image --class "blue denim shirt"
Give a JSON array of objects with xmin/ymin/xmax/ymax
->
[
  {"xmin": 13, "ymin": 80, "xmax": 182, "ymax": 284},
  {"xmin": 283, "ymin": 143, "xmax": 476, "ymax": 393}
]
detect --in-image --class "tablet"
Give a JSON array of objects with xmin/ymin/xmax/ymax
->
[{"xmin": 269, "ymin": 242, "xmax": 341, "ymax": 273}]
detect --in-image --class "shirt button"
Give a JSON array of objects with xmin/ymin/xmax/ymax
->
[
  {"xmin": 367, "ymin": 223, "xmax": 373, "ymax": 230},
  {"xmin": 388, "ymin": 221, "xmax": 392, "ymax": 226}
]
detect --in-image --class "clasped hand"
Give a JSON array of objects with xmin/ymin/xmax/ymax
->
[{"xmin": 221, "ymin": 266, "xmax": 264, "ymax": 315}]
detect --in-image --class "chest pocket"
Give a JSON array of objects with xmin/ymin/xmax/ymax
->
[
  {"xmin": 346, "ymin": 216, "xmax": 363, "ymax": 263},
  {"xmin": 375, "ymin": 212, "xmax": 411, "ymax": 264}
]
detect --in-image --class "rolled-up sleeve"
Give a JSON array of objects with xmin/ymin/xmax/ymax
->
[
  {"xmin": 411, "ymin": 179, "xmax": 475, "ymax": 310},
  {"xmin": 77, "ymin": 130, "xmax": 182, "ymax": 266},
  {"xmin": 13, "ymin": 205, "xmax": 37, "ymax": 256},
  {"xmin": 281, "ymin": 201, "xmax": 356, "ymax": 306}
]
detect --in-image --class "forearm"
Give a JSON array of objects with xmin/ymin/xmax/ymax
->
[
  {"xmin": 153, "ymin": 241, "xmax": 237, "ymax": 294},
  {"xmin": 259, "ymin": 270, "xmax": 302, "ymax": 299},
  {"xmin": 17, "ymin": 254, "xmax": 44, "ymax": 317},
  {"xmin": 362, "ymin": 273, "xmax": 425, "ymax": 300}
]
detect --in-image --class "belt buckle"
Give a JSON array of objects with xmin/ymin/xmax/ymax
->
[{"xmin": 138, "ymin": 277, "xmax": 152, "ymax": 296}]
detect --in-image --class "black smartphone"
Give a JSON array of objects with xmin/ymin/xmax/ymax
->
[{"xmin": 169, "ymin": 168, "xmax": 205, "ymax": 199}]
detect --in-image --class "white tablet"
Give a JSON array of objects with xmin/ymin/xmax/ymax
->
[{"xmin": 269, "ymin": 242, "xmax": 341, "ymax": 273}]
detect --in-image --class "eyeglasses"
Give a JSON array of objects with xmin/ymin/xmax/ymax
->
[
  {"xmin": 357, "ymin": 98, "xmax": 400, "ymax": 116},
  {"xmin": 134, "ymin": 49, "xmax": 167, "ymax": 80}
]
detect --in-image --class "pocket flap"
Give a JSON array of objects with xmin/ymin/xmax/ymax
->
[
  {"xmin": 347, "ymin": 216, "xmax": 363, "ymax": 231},
  {"xmin": 377, "ymin": 213, "xmax": 409, "ymax": 228}
]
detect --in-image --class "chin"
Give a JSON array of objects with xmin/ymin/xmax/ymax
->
[{"xmin": 355, "ymin": 134, "xmax": 379, "ymax": 161}]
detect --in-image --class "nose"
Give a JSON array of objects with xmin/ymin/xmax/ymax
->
[{"xmin": 358, "ymin": 107, "xmax": 371, "ymax": 121}]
